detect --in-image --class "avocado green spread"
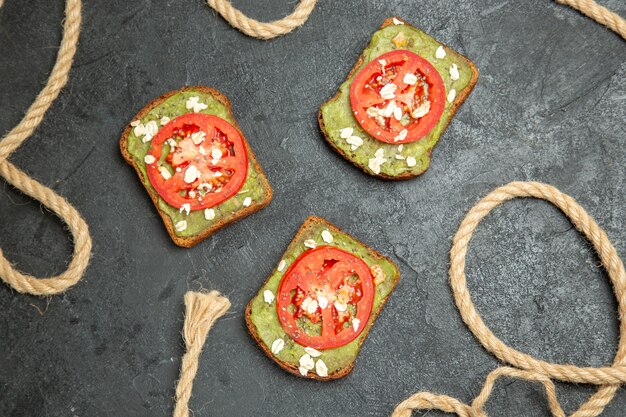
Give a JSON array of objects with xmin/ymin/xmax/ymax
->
[
  {"xmin": 126, "ymin": 89, "xmax": 270, "ymax": 237},
  {"xmin": 320, "ymin": 22, "xmax": 477, "ymax": 177},
  {"xmin": 248, "ymin": 220, "xmax": 399, "ymax": 375}
]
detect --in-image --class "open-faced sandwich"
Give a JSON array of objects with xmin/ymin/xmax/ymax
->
[
  {"xmin": 319, "ymin": 17, "xmax": 478, "ymax": 179},
  {"xmin": 246, "ymin": 216, "xmax": 400, "ymax": 380},
  {"xmin": 120, "ymin": 86, "xmax": 272, "ymax": 247}
]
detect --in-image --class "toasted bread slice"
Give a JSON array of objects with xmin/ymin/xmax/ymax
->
[
  {"xmin": 245, "ymin": 216, "xmax": 400, "ymax": 380},
  {"xmin": 120, "ymin": 86, "xmax": 272, "ymax": 247},
  {"xmin": 319, "ymin": 17, "xmax": 479, "ymax": 180}
]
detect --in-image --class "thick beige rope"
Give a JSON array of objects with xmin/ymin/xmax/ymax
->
[
  {"xmin": 201, "ymin": 0, "xmax": 625, "ymax": 40},
  {"xmin": 205, "ymin": 0, "xmax": 317, "ymax": 39},
  {"xmin": 556, "ymin": 0, "xmax": 626, "ymax": 40},
  {"xmin": 0, "ymin": 0, "xmax": 92, "ymax": 296},
  {"xmin": 393, "ymin": 181, "xmax": 626, "ymax": 417},
  {"xmin": 173, "ymin": 291, "xmax": 231, "ymax": 417}
]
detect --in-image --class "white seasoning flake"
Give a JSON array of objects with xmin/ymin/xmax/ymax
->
[
  {"xmin": 394, "ymin": 129, "xmax": 408, "ymax": 142},
  {"xmin": 449, "ymin": 63, "xmax": 460, "ymax": 81},
  {"xmin": 184, "ymin": 165, "xmax": 200, "ymax": 183},
  {"xmin": 334, "ymin": 301, "xmax": 347, "ymax": 312},
  {"xmin": 179, "ymin": 203, "xmax": 190, "ymax": 216},
  {"xmin": 160, "ymin": 116, "xmax": 170, "ymax": 125},
  {"xmin": 305, "ymin": 347, "xmax": 321, "ymax": 358},
  {"xmin": 186, "ymin": 96, "xmax": 208, "ymax": 113},
  {"xmin": 144, "ymin": 155, "xmax": 156, "ymax": 164},
  {"xmin": 166, "ymin": 138, "xmax": 177, "ymax": 149},
  {"xmin": 175, "ymin": 220, "xmax": 187, "ymax": 232},
  {"xmin": 371, "ymin": 264, "xmax": 386, "ymax": 285},
  {"xmin": 346, "ymin": 135, "xmax": 363, "ymax": 150},
  {"xmin": 315, "ymin": 359, "xmax": 328, "ymax": 377},
  {"xmin": 392, "ymin": 17, "xmax": 404, "ymax": 25},
  {"xmin": 191, "ymin": 131, "xmax": 206, "ymax": 145},
  {"xmin": 318, "ymin": 295, "xmax": 328, "ymax": 309},
  {"xmin": 435, "ymin": 45, "xmax": 446, "ymax": 60},
  {"xmin": 352, "ymin": 318, "xmax": 361, "ymax": 332},
  {"xmin": 306, "ymin": 299, "xmax": 319, "ymax": 314},
  {"xmin": 380, "ymin": 83, "xmax": 397, "ymax": 99},
  {"xmin": 204, "ymin": 208, "xmax": 215, "ymax": 220},
  {"xmin": 393, "ymin": 106, "xmax": 403, "ymax": 121},
  {"xmin": 403, "ymin": 73, "xmax": 418, "ymax": 85},
  {"xmin": 447, "ymin": 88, "xmax": 457, "ymax": 103},
  {"xmin": 211, "ymin": 148, "xmax": 223, "ymax": 164},
  {"xmin": 383, "ymin": 100, "xmax": 397, "ymax": 117},
  {"xmin": 368, "ymin": 148, "xmax": 387, "ymax": 175},
  {"xmin": 411, "ymin": 101, "xmax": 431, "ymax": 119},
  {"xmin": 406, "ymin": 156, "xmax": 417, "ymax": 167},
  {"xmin": 299, "ymin": 366, "xmax": 309, "ymax": 376},
  {"xmin": 130, "ymin": 120, "xmax": 140, "ymax": 127},
  {"xmin": 243, "ymin": 197, "xmax": 252, "ymax": 207},
  {"xmin": 398, "ymin": 144, "xmax": 404, "ymax": 152},
  {"xmin": 339, "ymin": 127, "xmax": 353, "ymax": 139},
  {"xmin": 277, "ymin": 259, "xmax": 286, "ymax": 272},
  {"xmin": 133, "ymin": 123, "xmax": 146, "ymax": 136},
  {"xmin": 304, "ymin": 239, "xmax": 317, "ymax": 249},
  {"xmin": 263, "ymin": 290, "xmax": 275, "ymax": 304},
  {"xmin": 145, "ymin": 121, "xmax": 158, "ymax": 134},
  {"xmin": 395, "ymin": 154, "xmax": 406, "ymax": 160},
  {"xmin": 321, "ymin": 229, "xmax": 333, "ymax": 243},
  {"xmin": 378, "ymin": 58, "xmax": 387, "ymax": 74},
  {"xmin": 271, "ymin": 338, "xmax": 285, "ymax": 355},
  {"xmin": 159, "ymin": 167, "xmax": 171, "ymax": 180},
  {"xmin": 299, "ymin": 354, "xmax": 315, "ymax": 371}
]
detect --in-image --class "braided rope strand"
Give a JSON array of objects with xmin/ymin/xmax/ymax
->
[
  {"xmin": 173, "ymin": 291, "xmax": 231, "ymax": 417},
  {"xmin": 393, "ymin": 182, "xmax": 626, "ymax": 417},
  {"xmin": 0, "ymin": 0, "xmax": 92, "ymax": 296},
  {"xmin": 201, "ymin": 0, "xmax": 626, "ymax": 41},
  {"xmin": 556, "ymin": 0, "xmax": 626, "ymax": 39},
  {"xmin": 205, "ymin": 0, "xmax": 317, "ymax": 40}
]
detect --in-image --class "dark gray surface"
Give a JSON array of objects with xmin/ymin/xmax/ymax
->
[{"xmin": 0, "ymin": 0, "xmax": 625, "ymax": 416}]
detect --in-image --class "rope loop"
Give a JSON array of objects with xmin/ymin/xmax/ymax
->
[
  {"xmin": 556, "ymin": 0, "xmax": 626, "ymax": 40},
  {"xmin": 393, "ymin": 182, "xmax": 626, "ymax": 417},
  {"xmin": 0, "ymin": 0, "xmax": 92, "ymax": 295},
  {"xmin": 205, "ymin": 0, "xmax": 318, "ymax": 39}
]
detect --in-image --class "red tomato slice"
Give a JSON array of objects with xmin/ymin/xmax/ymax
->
[
  {"xmin": 145, "ymin": 113, "xmax": 248, "ymax": 211},
  {"xmin": 349, "ymin": 49, "xmax": 446, "ymax": 144},
  {"xmin": 276, "ymin": 246, "xmax": 375, "ymax": 350}
]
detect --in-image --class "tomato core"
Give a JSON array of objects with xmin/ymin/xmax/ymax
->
[
  {"xmin": 349, "ymin": 49, "xmax": 446, "ymax": 144},
  {"xmin": 145, "ymin": 113, "xmax": 248, "ymax": 211},
  {"xmin": 276, "ymin": 246, "xmax": 375, "ymax": 350}
]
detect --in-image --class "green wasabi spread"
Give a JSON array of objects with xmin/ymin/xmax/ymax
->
[
  {"xmin": 249, "ymin": 220, "xmax": 399, "ymax": 375},
  {"xmin": 126, "ymin": 89, "xmax": 270, "ymax": 237},
  {"xmin": 320, "ymin": 23, "xmax": 477, "ymax": 177}
]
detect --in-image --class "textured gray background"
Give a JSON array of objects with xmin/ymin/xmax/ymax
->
[{"xmin": 0, "ymin": 0, "xmax": 625, "ymax": 416}]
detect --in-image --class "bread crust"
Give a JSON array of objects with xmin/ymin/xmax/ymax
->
[
  {"xmin": 245, "ymin": 216, "xmax": 400, "ymax": 380},
  {"xmin": 318, "ymin": 17, "xmax": 479, "ymax": 180},
  {"xmin": 120, "ymin": 86, "xmax": 273, "ymax": 248}
]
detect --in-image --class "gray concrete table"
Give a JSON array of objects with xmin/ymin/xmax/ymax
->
[{"xmin": 1, "ymin": 1, "xmax": 625, "ymax": 416}]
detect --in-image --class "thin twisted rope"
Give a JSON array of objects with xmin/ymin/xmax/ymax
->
[
  {"xmin": 201, "ymin": 0, "xmax": 626, "ymax": 41},
  {"xmin": 393, "ymin": 182, "xmax": 626, "ymax": 417},
  {"xmin": 0, "ymin": 0, "xmax": 92, "ymax": 296},
  {"xmin": 205, "ymin": 0, "xmax": 318, "ymax": 39},
  {"xmin": 556, "ymin": 0, "xmax": 626, "ymax": 40},
  {"xmin": 173, "ymin": 291, "xmax": 231, "ymax": 417}
]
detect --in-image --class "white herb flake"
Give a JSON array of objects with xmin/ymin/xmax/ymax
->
[
  {"xmin": 263, "ymin": 290, "xmax": 275, "ymax": 304},
  {"xmin": 186, "ymin": 96, "xmax": 208, "ymax": 113},
  {"xmin": 204, "ymin": 208, "xmax": 215, "ymax": 220},
  {"xmin": 435, "ymin": 45, "xmax": 446, "ymax": 60},
  {"xmin": 175, "ymin": 220, "xmax": 187, "ymax": 232},
  {"xmin": 271, "ymin": 338, "xmax": 285, "ymax": 355}
]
